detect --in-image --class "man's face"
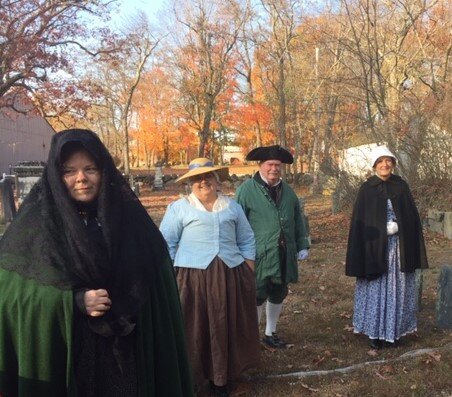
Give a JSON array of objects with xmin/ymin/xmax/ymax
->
[{"xmin": 259, "ymin": 160, "xmax": 282, "ymax": 186}]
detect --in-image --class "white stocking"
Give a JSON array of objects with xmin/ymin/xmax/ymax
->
[{"xmin": 265, "ymin": 302, "xmax": 283, "ymax": 336}]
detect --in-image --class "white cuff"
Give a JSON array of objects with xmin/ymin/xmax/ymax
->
[
  {"xmin": 387, "ymin": 221, "xmax": 398, "ymax": 235},
  {"xmin": 297, "ymin": 249, "xmax": 309, "ymax": 260}
]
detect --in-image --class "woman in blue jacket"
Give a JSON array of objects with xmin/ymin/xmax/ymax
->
[{"xmin": 160, "ymin": 158, "xmax": 260, "ymax": 397}]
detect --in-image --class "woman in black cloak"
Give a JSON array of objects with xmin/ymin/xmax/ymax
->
[
  {"xmin": 345, "ymin": 145, "xmax": 428, "ymax": 350},
  {"xmin": 0, "ymin": 129, "xmax": 193, "ymax": 396}
]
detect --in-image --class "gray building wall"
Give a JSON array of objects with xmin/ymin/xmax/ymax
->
[{"xmin": 0, "ymin": 99, "xmax": 54, "ymax": 175}]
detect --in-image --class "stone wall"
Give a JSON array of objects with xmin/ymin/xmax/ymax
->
[{"xmin": 427, "ymin": 209, "xmax": 452, "ymax": 240}]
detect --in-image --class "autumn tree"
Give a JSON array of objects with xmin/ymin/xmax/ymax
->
[
  {"xmin": 241, "ymin": 0, "xmax": 308, "ymax": 180},
  {"xmin": 82, "ymin": 13, "xmax": 161, "ymax": 177},
  {"xmin": 287, "ymin": 13, "xmax": 354, "ymax": 180},
  {"xmin": 168, "ymin": 0, "xmax": 249, "ymax": 157},
  {"xmin": 0, "ymin": 0, "xmax": 115, "ymax": 115},
  {"xmin": 233, "ymin": 1, "xmax": 267, "ymax": 148},
  {"xmin": 132, "ymin": 67, "xmax": 196, "ymax": 166},
  {"xmin": 258, "ymin": 0, "xmax": 301, "ymax": 152},
  {"xmin": 337, "ymin": 0, "xmax": 450, "ymax": 183}
]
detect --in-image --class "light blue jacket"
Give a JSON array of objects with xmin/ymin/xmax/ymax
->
[{"xmin": 160, "ymin": 197, "xmax": 256, "ymax": 269}]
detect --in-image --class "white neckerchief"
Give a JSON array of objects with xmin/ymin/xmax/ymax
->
[
  {"xmin": 187, "ymin": 193, "xmax": 229, "ymax": 212},
  {"xmin": 259, "ymin": 171, "xmax": 281, "ymax": 187}
]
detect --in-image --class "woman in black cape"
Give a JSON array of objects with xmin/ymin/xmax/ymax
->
[
  {"xmin": 0, "ymin": 129, "xmax": 193, "ymax": 396},
  {"xmin": 345, "ymin": 146, "xmax": 428, "ymax": 349}
]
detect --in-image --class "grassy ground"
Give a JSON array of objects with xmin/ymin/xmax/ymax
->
[{"xmin": 142, "ymin": 184, "xmax": 452, "ymax": 397}]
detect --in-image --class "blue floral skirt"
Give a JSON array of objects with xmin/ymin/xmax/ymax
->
[{"xmin": 353, "ymin": 234, "xmax": 417, "ymax": 342}]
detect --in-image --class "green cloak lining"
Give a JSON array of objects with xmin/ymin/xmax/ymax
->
[{"xmin": 0, "ymin": 259, "xmax": 194, "ymax": 397}]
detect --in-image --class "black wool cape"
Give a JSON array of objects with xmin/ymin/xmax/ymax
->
[
  {"xmin": 345, "ymin": 174, "xmax": 428, "ymax": 279},
  {"xmin": 0, "ymin": 129, "xmax": 193, "ymax": 397}
]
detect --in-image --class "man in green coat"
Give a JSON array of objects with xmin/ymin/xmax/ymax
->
[{"xmin": 236, "ymin": 145, "xmax": 310, "ymax": 348}]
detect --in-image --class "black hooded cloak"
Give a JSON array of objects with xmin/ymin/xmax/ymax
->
[
  {"xmin": 0, "ymin": 129, "xmax": 193, "ymax": 396},
  {"xmin": 345, "ymin": 174, "xmax": 428, "ymax": 279}
]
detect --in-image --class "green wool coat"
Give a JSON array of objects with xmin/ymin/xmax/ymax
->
[
  {"xmin": 0, "ymin": 259, "xmax": 194, "ymax": 397},
  {"xmin": 235, "ymin": 178, "xmax": 310, "ymax": 285}
]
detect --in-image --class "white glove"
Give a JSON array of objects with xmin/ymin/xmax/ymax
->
[
  {"xmin": 387, "ymin": 221, "xmax": 398, "ymax": 236},
  {"xmin": 298, "ymin": 249, "xmax": 309, "ymax": 260}
]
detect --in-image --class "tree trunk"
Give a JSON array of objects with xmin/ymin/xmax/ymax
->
[
  {"xmin": 122, "ymin": 111, "xmax": 130, "ymax": 177},
  {"xmin": 198, "ymin": 96, "xmax": 214, "ymax": 157},
  {"xmin": 277, "ymin": 57, "xmax": 287, "ymax": 178},
  {"xmin": 277, "ymin": 57, "xmax": 287, "ymax": 148}
]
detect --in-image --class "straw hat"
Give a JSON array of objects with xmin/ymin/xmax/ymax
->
[
  {"xmin": 370, "ymin": 146, "xmax": 397, "ymax": 168},
  {"xmin": 176, "ymin": 157, "xmax": 229, "ymax": 183}
]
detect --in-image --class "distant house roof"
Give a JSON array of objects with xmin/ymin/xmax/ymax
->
[{"xmin": 0, "ymin": 93, "xmax": 55, "ymax": 174}]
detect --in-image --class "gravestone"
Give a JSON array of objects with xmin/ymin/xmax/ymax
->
[
  {"xmin": 132, "ymin": 182, "xmax": 140, "ymax": 197},
  {"xmin": 298, "ymin": 197, "xmax": 311, "ymax": 245},
  {"xmin": 153, "ymin": 166, "xmax": 164, "ymax": 190},
  {"xmin": 0, "ymin": 177, "xmax": 16, "ymax": 222},
  {"xmin": 436, "ymin": 264, "xmax": 452, "ymax": 329},
  {"xmin": 427, "ymin": 209, "xmax": 452, "ymax": 240},
  {"xmin": 331, "ymin": 191, "xmax": 340, "ymax": 215},
  {"xmin": 12, "ymin": 162, "xmax": 44, "ymax": 204}
]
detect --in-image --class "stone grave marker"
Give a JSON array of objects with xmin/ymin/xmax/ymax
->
[
  {"xmin": 436, "ymin": 264, "xmax": 452, "ymax": 329},
  {"xmin": 0, "ymin": 177, "xmax": 16, "ymax": 223},
  {"xmin": 12, "ymin": 162, "xmax": 44, "ymax": 204},
  {"xmin": 154, "ymin": 166, "xmax": 164, "ymax": 190},
  {"xmin": 298, "ymin": 197, "xmax": 311, "ymax": 245}
]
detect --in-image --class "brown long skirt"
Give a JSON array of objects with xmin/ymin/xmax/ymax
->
[{"xmin": 176, "ymin": 257, "xmax": 260, "ymax": 387}]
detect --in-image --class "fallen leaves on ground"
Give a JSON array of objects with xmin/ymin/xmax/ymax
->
[
  {"xmin": 312, "ymin": 355, "xmax": 326, "ymax": 366},
  {"xmin": 424, "ymin": 352, "xmax": 442, "ymax": 364},
  {"xmin": 300, "ymin": 382, "xmax": 320, "ymax": 392}
]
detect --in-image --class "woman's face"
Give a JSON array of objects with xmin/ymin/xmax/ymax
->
[
  {"xmin": 62, "ymin": 149, "xmax": 101, "ymax": 203},
  {"xmin": 189, "ymin": 172, "xmax": 218, "ymax": 201},
  {"xmin": 374, "ymin": 156, "xmax": 394, "ymax": 180}
]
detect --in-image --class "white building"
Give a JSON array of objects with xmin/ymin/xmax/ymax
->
[
  {"xmin": 338, "ymin": 142, "xmax": 382, "ymax": 177},
  {"xmin": 222, "ymin": 145, "xmax": 245, "ymax": 164}
]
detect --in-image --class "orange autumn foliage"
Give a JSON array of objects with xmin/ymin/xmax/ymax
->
[{"xmin": 131, "ymin": 68, "xmax": 198, "ymax": 164}]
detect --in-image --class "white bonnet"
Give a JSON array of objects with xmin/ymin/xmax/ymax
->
[{"xmin": 370, "ymin": 146, "xmax": 397, "ymax": 168}]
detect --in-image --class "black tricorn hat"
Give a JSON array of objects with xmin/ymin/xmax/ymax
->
[{"xmin": 246, "ymin": 145, "xmax": 294, "ymax": 164}]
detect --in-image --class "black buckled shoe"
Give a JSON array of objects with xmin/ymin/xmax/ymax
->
[
  {"xmin": 262, "ymin": 333, "xmax": 287, "ymax": 349},
  {"xmin": 369, "ymin": 338, "xmax": 383, "ymax": 350},
  {"xmin": 384, "ymin": 340, "xmax": 399, "ymax": 348},
  {"xmin": 209, "ymin": 381, "xmax": 230, "ymax": 397}
]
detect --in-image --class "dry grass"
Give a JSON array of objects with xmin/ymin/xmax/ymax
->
[{"xmin": 145, "ymin": 186, "xmax": 452, "ymax": 397}]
